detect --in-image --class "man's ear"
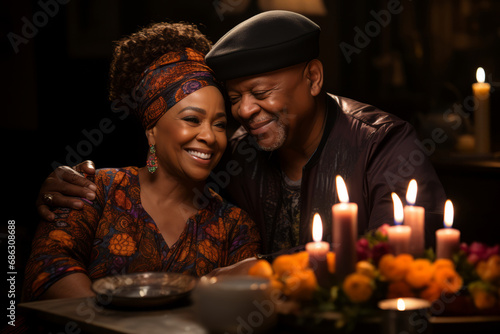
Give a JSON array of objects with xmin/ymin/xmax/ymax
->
[{"xmin": 305, "ymin": 59, "xmax": 323, "ymax": 97}]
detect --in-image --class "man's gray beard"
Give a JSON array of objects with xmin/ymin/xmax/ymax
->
[{"xmin": 257, "ymin": 121, "xmax": 286, "ymax": 152}]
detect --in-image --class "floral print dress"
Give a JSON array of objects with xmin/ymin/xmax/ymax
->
[{"xmin": 23, "ymin": 167, "xmax": 260, "ymax": 301}]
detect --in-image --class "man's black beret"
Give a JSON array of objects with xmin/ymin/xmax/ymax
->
[{"xmin": 205, "ymin": 10, "xmax": 320, "ymax": 81}]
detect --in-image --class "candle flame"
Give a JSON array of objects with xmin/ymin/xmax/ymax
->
[
  {"xmin": 336, "ymin": 175, "xmax": 349, "ymax": 203},
  {"xmin": 476, "ymin": 67, "xmax": 485, "ymax": 83},
  {"xmin": 444, "ymin": 200, "xmax": 454, "ymax": 228},
  {"xmin": 406, "ymin": 179, "xmax": 417, "ymax": 205},
  {"xmin": 397, "ymin": 298, "xmax": 406, "ymax": 311},
  {"xmin": 312, "ymin": 213, "xmax": 323, "ymax": 242},
  {"xmin": 392, "ymin": 192, "xmax": 404, "ymax": 225}
]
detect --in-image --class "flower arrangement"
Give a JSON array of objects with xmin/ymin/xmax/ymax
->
[{"xmin": 248, "ymin": 224, "xmax": 500, "ymax": 330}]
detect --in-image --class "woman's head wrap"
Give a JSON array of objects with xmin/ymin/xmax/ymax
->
[{"xmin": 134, "ymin": 48, "xmax": 223, "ymax": 129}]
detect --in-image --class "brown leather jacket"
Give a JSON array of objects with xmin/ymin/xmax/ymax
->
[{"xmin": 210, "ymin": 93, "xmax": 446, "ymax": 254}]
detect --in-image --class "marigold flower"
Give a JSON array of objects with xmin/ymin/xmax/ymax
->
[
  {"xmin": 387, "ymin": 281, "xmax": 416, "ymax": 299},
  {"xmin": 356, "ymin": 261, "xmax": 376, "ymax": 279},
  {"xmin": 270, "ymin": 276, "xmax": 285, "ymax": 293},
  {"xmin": 272, "ymin": 255, "xmax": 300, "ymax": 278},
  {"xmin": 283, "ymin": 268, "xmax": 317, "ymax": 301},
  {"xmin": 248, "ymin": 260, "xmax": 273, "ymax": 279},
  {"xmin": 342, "ymin": 273, "xmax": 374, "ymax": 303},
  {"xmin": 433, "ymin": 266, "xmax": 463, "ymax": 294},
  {"xmin": 292, "ymin": 251, "xmax": 310, "ymax": 271},
  {"xmin": 420, "ymin": 282, "xmax": 442, "ymax": 302},
  {"xmin": 108, "ymin": 233, "xmax": 137, "ymax": 256},
  {"xmin": 471, "ymin": 290, "xmax": 497, "ymax": 310},
  {"xmin": 327, "ymin": 252, "xmax": 335, "ymax": 274},
  {"xmin": 379, "ymin": 254, "xmax": 412, "ymax": 282},
  {"xmin": 405, "ymin": 259, "xmax": 434, "ymax": 289},
  {"xmin": 433, "ymin": 258, "xmax": 455, "ymax": 271},
  {"xmin": 482, "ymin": 254, "xmax": 500, "ymax": 283}
]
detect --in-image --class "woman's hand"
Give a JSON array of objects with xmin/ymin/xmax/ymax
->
[{"xmin": 36, "ymin": 160, "xmax": 98, "ymax": 221}]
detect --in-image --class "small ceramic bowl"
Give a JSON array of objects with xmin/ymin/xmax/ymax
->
[{"xmin": 192, "ymin": 275, "xmax": 277, "ymax": 333}]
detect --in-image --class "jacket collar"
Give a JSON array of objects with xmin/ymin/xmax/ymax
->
[{"xmin": 303, "ymin": 93, "xmax": 338, "ymax": 169}]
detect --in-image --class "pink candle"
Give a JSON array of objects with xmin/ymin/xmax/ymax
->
[
  {"xmin": 436, "ymin": 200, "xmax": 460, "ymax": 259},
  {"xmin": 332, "ymin": 176, "xmax": 357, "ymax": 281},
  {"xmin": 404, "ymin": 180, "xmax": 425, "ymax": 257},
  {"xmin": 306, "ymin": 213, "xmax": 330, "ymax": 287},
  {"xmin": 388, "ymin": 193, "xmax": 411, "ymax": 255}
]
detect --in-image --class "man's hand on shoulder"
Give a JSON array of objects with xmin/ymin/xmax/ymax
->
[{"xmin": 36, "ymin": 160, "xmax": 97, "ymax": 221}]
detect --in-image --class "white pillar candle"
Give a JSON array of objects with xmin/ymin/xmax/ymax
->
[
  {"xmin": 436, "ymin": 200, "xmax": 460, "ymax": 259},
  {"xmin": 473, "ymin": 67, "xmax": 491, "ymax": 154},
  {"xmin": 306, "ymin": 213, "xmax": 330, "ymax": 287},
  {"xmin": 388, "ymin": 193, "xmax": 411, "ymax": 255},
  {"xmin": 332, "ymin": 175, "xmax": 357, "ymax": 281},
  {"xmin": 404, "ymin": 179, "xmax": 425, "ymax": 257}
]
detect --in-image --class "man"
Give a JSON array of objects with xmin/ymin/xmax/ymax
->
[{"xmin": 37, "ymin": 11, "xmax": 446, "ymax": 255}]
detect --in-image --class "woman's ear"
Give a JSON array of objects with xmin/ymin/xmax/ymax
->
[
  {"xmin": 145, "ymin": 128, "xmax": 156, "ymax": 146},
  {"xmin": 305, "ymin": 59, "xmax": 324, "ymax": 97}
]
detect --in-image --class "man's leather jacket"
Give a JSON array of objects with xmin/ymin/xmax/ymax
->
[{"xmin": 212, "ymin": 93, "xmax": 446, "ymax": 254}]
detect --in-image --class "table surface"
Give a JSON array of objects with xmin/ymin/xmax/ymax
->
[
  {"xmin": 19, "ymin": 297, "xmax": 500, "ymax": 334},
  {"xmin": 19, "ymin": 297, "xmax": 208, "ymax": 334}
]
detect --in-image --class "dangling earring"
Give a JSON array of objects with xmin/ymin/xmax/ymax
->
[{"xmin": 147, "ymin": 144, "xmax": 158, "ymax": 174}]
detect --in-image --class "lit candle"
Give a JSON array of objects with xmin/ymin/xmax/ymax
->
[
  {"xmin": 404, "ymin": 179, "xmax": 425, "ymax": 257},
  {"xmin": 332, "ymin": 175, "xmax": 358, "ymax": 281},
  {"xmin": 387, "ymin": 193, "xmax": 411, "ymax": 255},
  {"xmin": 473, "ymin": 67, "xmax": 491, "ymax": 154},
  {"xmin": 306, "ymin": 213, "xmax": 330, "ymax": 287},
  {"xmin": 436, "ymin": 200, "xmax": 460, "ymax": 259},
  {"xmin": 378, "ymin": 298, "xmax": 431, "ymax": 334}
]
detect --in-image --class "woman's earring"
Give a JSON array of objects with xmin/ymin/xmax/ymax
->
[{"xmin": 147, "ymin": 144, "xmax": 158, "ymax": 174}]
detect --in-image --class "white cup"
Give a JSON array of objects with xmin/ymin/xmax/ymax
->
[{"xmin": 192, "ymin": 275, "xmax": 277, "ymax": 334}]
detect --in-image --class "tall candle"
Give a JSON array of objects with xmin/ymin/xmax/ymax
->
[
  {"xmin": 388, "ymin": 193, "xmax": 411, "ymax": 255},
  {"xmin": 404, "ymin": 179, "xmax": 425, "ymax": 257},
  {"xmin": 436, "ymin": 200, "xmax": 460, "ymax": 259},
  {"xmin": 306, "ymin": 213, "xmax": 330, "ymax": 287},
  {"xmin": 332, "ymin": 175, "xmax": 357, "ymax": 281},
  {"xmin": 473, "ymin": 67, "xmax": 491, "ymax": 154}
]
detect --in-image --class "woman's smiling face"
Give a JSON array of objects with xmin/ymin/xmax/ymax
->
[{"xmin": 148, "ymin": 86, "xmax": 227, "ymax": 182}]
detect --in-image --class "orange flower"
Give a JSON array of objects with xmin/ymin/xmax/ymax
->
[
  {"xmin": 108, "ymin": 233, "xmax": 137, "ymax": 256},
  {"xmin": 379, "ymin": 254, "xmax": 412, "ymax": 282},
  {"xmin": 327, "ymin": 252, "xmax": 335, "ymax": 274},
  {"xmin": 342, "ymin": 273, "xmax": 374, "ymax": 303},
  {"xmin": 356, "ymin": 261, "xmax": 376, "ymax": 279},
  {"xmin": 283, "ymin": 268, "xmax": 317, "ymax": 301},
  {"xmin": 292, "ymin": 251, "xmax": 310, "ymax": 271},
  {"xmin": 478, "ymin": 255, "xmax": 500, "ymax": 283},
  {"xmin": 433, "ymin": 266, "xmax": 463, "ymax": 294},
  {"xmin": 420, "ymin": 282, "xmax": 442, "ymax": 302},
  {"xmin": 471, "ymin": 290, "xmax": 497, "ymax": 310},
  {"xmin": 273, "ymin": 254, "xmax": 307, "ymax": 278},
  {"xmin": 248, "ymin": 260, "xmax": 274, "ymax": 279},
  {"xmin": 433, "ymin": 258, "xmax": 455, "ymax": 271},
  {"xmin": 476, "ymin": 261, "xmax": 488, "ymax": 281},
  {"xmin": 269, "ymin": 276, "xmax": 285, "ymax": 295},
  {"xmin": 48, "ymin": 230, "xmax": 74, "ymax": 248},
  {"xmin": 387, "ymin": 281, "xmax": 416, "ymax": 299},
  {"xmin": 405, "ymin": 259, "xmax": 434, "ymax": 289}
]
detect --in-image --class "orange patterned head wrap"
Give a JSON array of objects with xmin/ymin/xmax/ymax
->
[{"xmin": 134, "ymin": 48, "xmax": 223, "ymax": 129}]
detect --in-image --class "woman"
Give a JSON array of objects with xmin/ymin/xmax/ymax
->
[{"xmin": 23, "ymin": 22, "xmax": 261, "ymax": 301}]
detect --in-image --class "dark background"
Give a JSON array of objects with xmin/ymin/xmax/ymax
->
[{"xmin": 2, "ymin": 0, "xmax": 500, "ymax": 307}]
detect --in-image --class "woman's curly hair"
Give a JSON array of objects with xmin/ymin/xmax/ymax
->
[{"xmin": 108, "ymin": 22, "xmax": 212, "ymax": 102}]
